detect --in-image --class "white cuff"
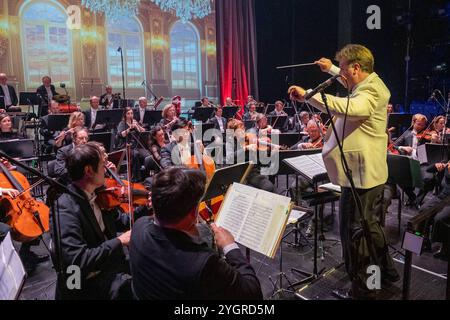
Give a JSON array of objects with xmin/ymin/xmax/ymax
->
[
  {"xmin": 329, "ymin": 65, "xmax": 341, "ymax": 76},
  {"xmin": 223, "ymin": 243, "xmax": 239, "ymax": 256}
]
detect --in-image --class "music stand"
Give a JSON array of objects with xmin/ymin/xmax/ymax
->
[
  {"xmin": 89, "ymin": 132, "xmax": 113, "ymax": 152},
  {"xmin": 19, "ymin": 92, "xmax": 40, "ymax": 118},
  {"xmin": 0, "ymin": 139, "xmax": 34, "ymax": 159},
  {"xmin": 417, "ymin": 143, "xmax": 450, "ymax": 165},
  {"xmin": 255, "ymin": 106, "xmax": 265, "ymax": 114},
  {"xmin": 108, "ymin": 149, "xmax": 126, "ymax": 169},
  {"xmin": 264, "ymin": 104, "xmax": 275, "ymax": 114},
  {"xmin": 267, "ymin": 115, "xmax": 288, "ymax": 131},
  {"xmin": 388, "ymin": 113, "xmax": 413, "ymax": 137},
  {"xmin": 94, "ymin": 109, "xmax": 123, "ymax": 129},
  {"xmin": 387, "ymin": 154, "xmax": 424, "ymax": 190},
  {"xmin": 193, "ymin": 107, "xmax": 215, "ymax": 123},
  {"xmin": 222, "ymin": 106, "xmax": 239, "ymax": 119},
  {"xmin": 283, "ymin": 107, "xmax": 295, "ymax": 117},
  {"xmin": 143, "ymin": 110, "xmax": 163, "ymax": 127},
  {"xmin": 47, "ymin": 114, "xmax": 70, "ymax": 132},
  {"xmin": 271, "ymin": 133, "xmax": 305, "ymax": 149}
]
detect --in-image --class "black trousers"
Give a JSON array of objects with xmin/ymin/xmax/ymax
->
[{"xmin": 340, "ymin": 185, "xmax": 397, "ymax": 284}]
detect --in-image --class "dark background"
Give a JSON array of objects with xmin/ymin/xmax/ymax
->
[{"xmin": 255, "ymin": 0, "xmax": 450, "ymax": 111}]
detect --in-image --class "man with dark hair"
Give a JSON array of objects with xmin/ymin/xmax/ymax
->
[
  {"xmin": 54, "ymin": 142, "xmax": 132, "ymax": 299},
  {"xmin": 36, "ymin": 76, "xmax": 58, "ymax": 107},
  {"xmin": 130, "ymin": 167, "xmax": 262, "ymax": 300},
  {"xmin": 207, "ymin": 106, "xmax": 227, "ymax": 134},
  {"xmin": 160, "ymin": 118, "xmax": 193, "ymax": 169}
]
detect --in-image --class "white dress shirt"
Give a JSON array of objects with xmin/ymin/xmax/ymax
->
[
  {"xmin": 139, "ymin": 107, "xmax": 146, "ymax": 124},
  {"xmin": 83, "ymin": 190, "xmax": 106, "ymax": 233},
  {"xmin": 216, "ymin": 115, "xmax": 225, "ymax": 133},
  {"xmin": 91, "ymin": 108, "xmax": 98, "ymax": 129},
  {"xmin": 45, "ymin": 86, "xmax": 53, "ymax": 101}
]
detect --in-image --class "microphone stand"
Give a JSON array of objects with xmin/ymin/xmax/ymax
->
[
  {"xmin": 319, "ymin": 91, "xmax": 379, "ymax": 296},
  {"xmin": 0, "ymin": 150, "xmax": 84, "ymax": 287},
  {"xmin": 118, "ymin": 47, "xmax": 126, "ymax": 100}
]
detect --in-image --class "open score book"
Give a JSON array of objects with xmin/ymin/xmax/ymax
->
[{"xmin": 214, "ymin": 183, "xmax": 292, "ymax": 258}]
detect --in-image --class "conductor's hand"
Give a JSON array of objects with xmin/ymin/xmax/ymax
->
[
  {"xmin": 288, "ymin": 85, "xmax": 306, "ymax": 102},
  {"xmin": 211, "ymin": 223, "xmax": 235, "ymax": 250},
  {"xmin": 315, "ymin": 58, "xmax": 333, "ymax": 73}
]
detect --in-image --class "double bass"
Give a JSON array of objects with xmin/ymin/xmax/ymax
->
[{"xmin": 0, "ymin": 160, "xmax": 49, "ymax": 242}]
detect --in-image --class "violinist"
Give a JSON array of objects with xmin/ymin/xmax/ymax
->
[
  {"xmin": 225, "ymin": 97, "xmax": 236, "ymax": 107},
  {"xmin": 225, "ymin": 119, "xmax": 275, "ymax": 192},
  {"xmin": 160, "ymin": 118, "xmax": 194, "ymax": 169},
  {"xmin": 251, "ymin": 113, "xmax": 280, "ymax": 136},
  {"xmin": 430, "ymin": 116, "xmax": 450, "ymax": 144},
  {"xmin": 143, "ymin": 126, "xmax": 165, "ymax": 188},
  {"xmin": 292, "ymin": 120, "xmax": 324, "ymax": 150},
  {"xmin": 158, "ymin": 104, "xmax": 179, "ymax": 139},
  {"xmin": 134, "ymin": 97, "xmax": 150, "ymax": 129},
  {"xmin": 394, "ymin": 114, "xmax": 428, "ymax": 160},
  {"xmin": 171, "ymin": 95, "xmax": 182, "ymax": 117},
  {"xmin": 54, "ymin": 142, "xmax": 133, "ymax": 300},
  {"xmin": 200, "ymin": 97, "xmax": 213, "ymax": 108},
  {"xmin": 294, "ymin": 111, "xmax": 310, "ymax": 133},
  {"xmin": 54, "ymin": 111, "xmax": 85, "ymax": 148}
]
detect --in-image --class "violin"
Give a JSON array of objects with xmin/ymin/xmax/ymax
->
[
  {"xmin": 244, "ymin": 133, "xmax": 287, "ymax": 151},
  {"xmin": 416, "ymin": 130, "xmax": 433, "ymax": 143},
  {"xmin": 95, "ymin": 165, "xmax": 149, "ymax": 212},
  {"xmin": 0, "ymin": 160, "xmax": 49, "ymax": 242}
]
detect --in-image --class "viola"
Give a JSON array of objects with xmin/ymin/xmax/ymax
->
[{"xmin": 0, "ymin": 161, "xmax": 49, "ymax": 242}]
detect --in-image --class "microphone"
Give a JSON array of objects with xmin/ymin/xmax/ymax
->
[
  {"xmin": 117, "ymin": 47, "xmax": 122, "ymax": 52},
  {"xmin": 141, "ymin": 80, "xmax": 145, "ymax": 86},
  {"xmin": 304, "ymin": 74, "xmax": 341, "ymax": 100}
]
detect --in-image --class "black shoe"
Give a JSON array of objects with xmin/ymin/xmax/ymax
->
[
  {"xmin": 382, "ymin": 269, "xmax": 400, "ymax": 283},
  {"xmin": 433, "ymin": 249, "xmax": 449, "ymax": 261},
  {"xmin": 331, "ymin": 288, "xmax": 352, "ymax": 300}
]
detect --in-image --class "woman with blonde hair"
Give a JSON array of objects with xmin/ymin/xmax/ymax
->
[{"xmin": 55, "ymin": 111, "xmax": 85, "ymax": 148}]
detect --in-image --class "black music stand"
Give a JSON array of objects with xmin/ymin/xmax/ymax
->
[
  {"xmin": 264, "ymin": 104, "xmax": 275, "ymax": 114},
  {"xmin": 193, "ymin": 107, "xmax": 215, "ymax": 123},
  {"xmin": 387, "ymin": 154, "xmax": 423, "ymax": 190},
  {"xmin": 267, "ymin": 115, "xmax": 288, "ymax": 131},
  {"xmin": 94, "ymin": 109, "xmax": 123, "ymax": 129},
  {"xmin": 0, "ymin": 139, "xmax": 34, "ymax": 159},
  {"xmin": 89, "ymin": 132, "xmax": 113, "ymax": 152},
  {"xmin": 271, "ymin": 133, "xmax": 305, "ymax": 149},
  {"xmin": 418, "ymin": 143, "xmax": 450, "ymax": 165},
  {"xmin": 256, "ymin": 106, "xmax": 265, "ymax": 114},
  {"xmin": 19, "ymin": 92, "xmax": 40, "ymax": 118},
  {"xmin": 143, "ymin": 110, "xmax": 163, "ymax": 127},
  {"xmin": 108, "ymin": 149, "xmax": 126, "ymax": 169},
  {"xmin": 283, "ymin": 107, "xmax": 295, "ymax": 117},
  {"xmin": 388, "ymin": 113, "xmax": 413, "ymax": 138},
  {"xmin": 222, "ymin": 106, "xmax": 239, "ymax": 119},
  {"xmin": 47, "ymin": 114, "xmax": 70, "ymax": 132}
]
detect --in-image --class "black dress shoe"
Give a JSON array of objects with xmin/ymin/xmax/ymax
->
[{"xmin": 331, "ymin": 288, "xmax": 352, "ymax": 300}]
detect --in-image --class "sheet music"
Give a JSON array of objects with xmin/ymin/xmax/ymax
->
[
  {"xmin": 319, "ymin": 182, "xmax": 341, "ymax": 193},
  {"xmin": 216, "ymin": 183, "xmax": 291, "ymax": 258},
  {"xmin": 0, "ymin": 233, "xmax": 26, "ymax": 300},
  {"xmin": 284, "ymin": 155, "xmax": 326, "ymax": 180}
]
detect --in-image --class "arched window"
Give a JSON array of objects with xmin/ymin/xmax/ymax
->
[
  {"xmin": 107, "ymin": 17, "xmax": 145, "ymax": 89},
  {"xmin": 21, "ymin": 1, "xmax": 73, "ymax": 88},
  {"xmin": 170, "ymin": 22, "xmax": 200, "ymax": 89}
]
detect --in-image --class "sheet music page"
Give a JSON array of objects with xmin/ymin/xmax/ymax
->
[
  {"xmin": 0, "ymin": 232, "xmax": 26, "ymax": 300},
  {"xmin": 215, "ymin": 183, "xmax": 291, "ymax": 258},
  {"xmin": 309, "ymin": 153, "xmax": 326, "ymax": 167},
  {"xmin": 284, "ymin": 155, "xmax": 326, "ymax": 180}
]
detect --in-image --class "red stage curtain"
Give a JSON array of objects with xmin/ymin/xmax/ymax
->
[{"xmin": 216, "ymin": 0, "xmax": 259, "ymax": 116}]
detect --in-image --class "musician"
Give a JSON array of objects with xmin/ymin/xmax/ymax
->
[
  {"xmin": 100, "ymin": 85, "xmax": 114, "ymax": 109},
  {"xmin": 225, "ymin": 97, "xmax": 236, "ymax": 107},
  {"xmin": 294, "ymin": 111, "xmax": 310, "ymax": 133},
  {"xmin": 292, "ymin": 120, "xmax": 323, "ymax": 150},
  {"xmin": 207, "ymin": 106, "xmax": 227, "ymax": 134},
  {"xmin": 144, "ymin": 126, "xmax": 165, "ymax": 176},
  {"xmin": 242, "ymin": 101, "xmax": 258, "ymax": 121},
  {"xmin": 134, "ymin": 97, "xmax": 150, "ymax": 128},
  {"xmin": 129, "ymin": 166, "xmax": 263, "ymax": 300},
  {"xmin": 289, "ymin": 44, "xmax": 399, "ymax": 299},
  {"xmin": 225, "ymin": 119, "xmax": 275, "ymax": 192},
  {"xmin": 158, "ymin": 104, "xmax": 178, "ymax": 139},
  {"xmin": 393, "ymin": 114, "xmax": 436, "ymax": 206},
  {"xmin": 117, "ymin": 107, "xmax": 147, "ymax": 182},
  {"xmin": 160, "ymin": 118, "xmax": 194, "ymax": 169},
  {"xmin": 251, "ymin": 113, "xmax": 280, "ymax": 136},
  {"xmin": 0, "ymin": 113, "xmax": 23, "ymax": 140},
  {"xmin": 54, "ymin": 142, "xmax": 132, "ymax": 299},
  {"xmin": 40, "ymin": 100, "xmax": 61, "ymax": 153},
  {"xmin": 387, "ymin": 103, "xmax": 394, "ymax": 114},
  {"xmin": 55, "ymin": 111, "xmax": 85, "ymax": 148},
  {"xmin": 0, "ymin": 73, "xmax": 18, "ymax": 111},
  {"xmin": 200, "ymin": 97, "xmax": 213, "ymax": 108},
  {"xmin": 36, "ymin": 76, "xmax": 58, "ymax": 106},
  {"xmin": 83, "ymin": 96, "xmax": 104, "ymax": 131},
  {"xmin": 54, "ymin": 126, "xmax": 89, "ymax": 183},
  {"xmin": 268, "ymin": 101, "xmax": 289, "ymax": 132},
  {"xmin": 172, "ymin": 95, "xmax": 182, "ymax": 117},
  {"xmin": 430, "ymin": 116, "xmax": 450, "ymax": 144}
]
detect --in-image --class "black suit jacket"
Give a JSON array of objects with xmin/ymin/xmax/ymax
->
[
  {"xmin": 54, "ymin": 144, "xmax": 74, "ymax": 182},
  {"xmin": 268, "ymin": 111, "xmax": 289, "ymax": 132},
  {"xmin": 130, "ymin": 217, "xmax": 262, "ymax": 300},
  {"xmin": 39, "ymin": 114, "xmax": 59, "ymax": 143},
  {"xmin": 55, "ymin": 184, "xmax": 128, "ymax": 299},
  {"xmin": 394, "ymin": 129, "xmax": 426, "ymax": 155},
  {"xmin": 207, "ymin": 116, "xmax": 227, "ymax": 133},
  {"xmin": 0, "ymin": 84, "xmax": 18, "ymax": 108},
  {"xmin": 36, "ymin": 84, "xmax": 58, "ymax": 105}
]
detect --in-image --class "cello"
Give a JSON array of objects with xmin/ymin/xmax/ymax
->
[{"xmin": 0, "ymin": 160, "xmax": 49, "ymax": 242}]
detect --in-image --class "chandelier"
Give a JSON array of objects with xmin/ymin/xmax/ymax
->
[
  {"xmin": 150, "ymin": 0, "xmax": 212, "ymax": 23},
  {"xmin": 81, "ymin": 0, "xmax": 141, "ymax": 21}
]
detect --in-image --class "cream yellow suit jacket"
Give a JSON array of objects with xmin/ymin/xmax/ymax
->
[{"xmin": 307, "ymin": 68, "xmax": 390, "ymax": 189}]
